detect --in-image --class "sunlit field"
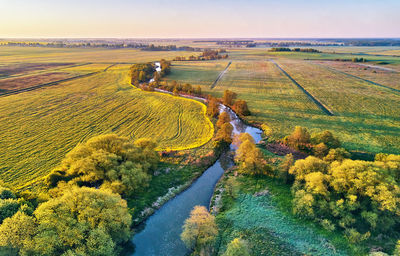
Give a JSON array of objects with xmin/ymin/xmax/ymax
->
[{"xmin": 0, "ymin": 64, "xmax": 213, "ymax": 190}]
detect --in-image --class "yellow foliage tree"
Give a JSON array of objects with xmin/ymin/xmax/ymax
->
[{"xmin": 181, "ymin": 206, "xmax": 218, "ymax": 255}]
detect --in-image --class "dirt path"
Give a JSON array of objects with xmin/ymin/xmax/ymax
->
[
  {"xmin": 210, "ymin": 61, "xmax": 232, "ymax": 89},
  {"xmin": 270, "ymin": 59, "xmax": 335, "ymax": 116}
]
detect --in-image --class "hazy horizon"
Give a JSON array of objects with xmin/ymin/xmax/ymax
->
[{"xmin": 1, "ymin": 0, "xmax": 399, "ymax": 38}]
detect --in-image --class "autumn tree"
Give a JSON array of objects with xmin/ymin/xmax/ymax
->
[
  {"xmin": 311, "ymin": 130, "xmax": 341, "ymax": 149},
  {"xmin": 232, "ymin": 99, "xmax": 250, "ymax": 116},
  {"xmin": 216, "ymin": 111, "xmax": 231, "ymax": 128},
  {"xmin": 261, "ymin": 123, "xmax": 273, "ymax": 138},
  {"xmin": 0, "ymin": 211, "xmax": 36, "ymax": 255},
  {"xmin": 46, "ymin": 134, "xmax": 158, "ymax": 196},
  {"xmin": 222, "ymin": 90, "xmax": 237, "ymax": 106},
  {"xmin": 32, "ymin": 187, "xmax": 131, "ymax": 255},
  {"xmin": 0, "ymin": 187, "xmax": 131, "ymax": 255},
  {"xmin": 313, "ymin": 143, "xmax": 329, "ymax": 158},
  {"xmin": 181, "ymin": 206, "xmax": 218, "ymax": 255},
  {"xmin": 290, "ymin": 155, "xmax": 400, "ymax": 244},
  {"xmin": 223, "ymin": 238, "xmax": 250, "ymax": 256},
  {"xmin": 283, "ymin": 126, "xmax": 311, "ymax": 151},
  {"xmin": 323, "ymin": 148, "xmax": 350, "ymax": 163},
  {"xmin": 207, "ymin": 96, "xmax": 220, "ymax": 118},
  {"xmin": 215, "ymin": 123, "xmax": 233, "ymax": 144},
  {"xmin": 235, "ymin": 133, "xmax": 273, "ymax": 176}
]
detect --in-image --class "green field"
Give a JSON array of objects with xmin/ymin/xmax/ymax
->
[
  {"xmin": 0, "ymin": 63, "xmax": 213, "ymax": 190},
  {"xmin": 163, "ymin": 49, "xmax": 400, "ymax": 154}
]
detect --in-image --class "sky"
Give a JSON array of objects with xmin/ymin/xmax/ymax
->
[{"xmin": 0, "ymin": 0, "xmax": 399, "ymax": 38}]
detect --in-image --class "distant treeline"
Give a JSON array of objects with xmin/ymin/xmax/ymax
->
[
  {"xmin": 340, "ymin": 39, "xmax": 400, "ymax": 46},
  {"xmin": 140, "ymin": 44, "xmax": 202, "ymax": 52},
  {"xmin": 213, "ymin": 41, "xmax": 342, "ymax": 48},
  {"xmin": 173, "ymin": 49, "xmax": 228, "ymax": 61},
  {"xmin": 1, "ymin": 41, "xmax": 203, "ymax": 51},
  {"xmin": 269, "ymin": 47, "xmax": 321, "ymax": 53}
]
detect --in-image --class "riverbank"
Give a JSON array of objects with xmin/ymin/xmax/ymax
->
[
  {"xmin": 212, "ymin": 166, "xmax": 362, "ymax": 255},
  {"xmin": 130, "ymin": 86, "xmax": 263, "ymax": 255}
]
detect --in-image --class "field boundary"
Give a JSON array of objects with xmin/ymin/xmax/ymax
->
[
  {"xmin": 270, "ymin": 59, "xmax": 335, "ymax": 116},
  {"xmin": 210, "ymin": 61, "xmax": 232, "ymax": 89},
  {"xmin": 312, "ymin": 62, "xmax": 400, "ymax": 94}
]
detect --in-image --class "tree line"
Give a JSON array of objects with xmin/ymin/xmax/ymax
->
[
  {"xmin": 173, "ymin": 49, "xmax": 228, "ymax": 61},
  {"xmin": 269, "ymin": 47, "xmax": 321, "ymax": 53}
]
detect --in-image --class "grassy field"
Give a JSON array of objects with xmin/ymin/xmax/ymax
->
[
  {"xmin": 213, "ymin": 173, "xmax": 359, "ymax": 255},
  {"xmin": 0, "ymin": 46, "xmax": 195, "ymax": 64},
  {"xmin": 0, "ymin": 65, "xmax": 213, "ymax": 190},
  {"xmin": 312, "ymin": 60, "xmax": 400, "ymax": 90},
  {"xmin": 161, "ymin": 49, "xmax": 400, "ymax": 154},
  {"xmin": 165, "ymin": 60, "xmax": 228, "ymax": 87}
]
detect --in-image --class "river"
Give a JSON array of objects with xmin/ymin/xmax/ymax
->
[{"xmin": 132, "ymin": 102, "xmax": 262, "ymax": 255}]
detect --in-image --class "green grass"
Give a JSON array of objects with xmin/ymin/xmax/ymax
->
[
  {"xmin": 165, "ymin": 60, "xmax": 228, "ymax": 87},
  {"xmin": 215, "ymin": 174, "xmax": 365, "ymax": 256},
  {"xmin": 166, "ymin": 50, "xmax": 400, "ymax": 154},
  {"xmin": 0, "ymin": 66, "xmax": 213, "ymax": 191},
  {"xmin": 0, "ymin": 46, "xmax": 196, "ymax": 64}
]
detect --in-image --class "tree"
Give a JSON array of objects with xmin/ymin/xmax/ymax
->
[
  {"xmin": 181, "ymin": 206, "xmax": 218, "ymax": 255},
  {"xmin": 32, "ymin": 186, "xmax": 131, "ymax": 255},
  {"xmin": 311, "ymin": 130, "xmax": 341, "ymax": 149},
  {"xmin": 207, "ymin": 96, "xmax": 220, "ymax": 118},
  {"xmin": 222, "ymin": 90, "xmax": 237, "ymax": 106},
  {"xmin": 279, "ymin": 153, "xmax": 294, "ymax": 184},
  {"xmin": 215, "ymin": 123, "xmax": 233, "ymax": 144},
  {"xmin": 261, "ymin": 123, "xmax": 273, "ymax": 138},
  {"xmin": 233, "ymin": 132, "xmax": 255, "ymax": 148},
  {"xmin": 0, "ymin": 211, "xmax": 36, "ymax": 255},
  {"xmin": 313, "ymin": 143, "xmax": 329, "ymax": 158},
  {"xmin": 0, "ymin": 199, "xmax": 20, "ymax": 224},
  {"xmin": 232, "ymin": 100, "xmax": 250, "ymax": 116},
  {"xmin": 290, "ymin": 155, "xmax": 400, "ymax": 241},
  {"xmin": 323, "ymin": 148, "xmax": 350, "ymax": 163},
  {"xmin": 223, "ymin": 238, "xmax": 250, "ymax": 256},
  {"xmin": 284, "ymin": 126, "xmax": 311, "ymax": 151},
  {"xmin": 216, "ymin": 111, "xmax": 231, "ymax": 128},
  {"xmin": 46, "ymin": 134, "xmax": 157, "ymax": 196},
  {"xmin": 394, "ymin": 240, "xmax": 400, "ymax": 256},
  {"xmin": 235, "ymin": 133, "xmax": 272, "ymax": 176}
]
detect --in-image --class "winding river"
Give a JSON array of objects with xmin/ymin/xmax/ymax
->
[
  {"xmin": 132, "ymin": 101, "xmax": 262, "ymax": 255},
  {"xmin": 132, "ymin": 62, "xmax": 262, "ymax": 255}
]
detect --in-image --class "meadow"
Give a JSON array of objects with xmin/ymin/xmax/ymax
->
[
  {"xmin": 165, "ymin": 48, "xmax": 400, "ymax": 154},
  {"xmin": 0, "ymin": 63, "xmax": 213, "ymax": 190}
]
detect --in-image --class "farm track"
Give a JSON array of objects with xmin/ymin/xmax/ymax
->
[
  {"xmin": 0, "ymin": 63, "xmax": 116, "ymax": 97},
  {"xmin": 312, "ymin": 62, "xmax": 400, "ymax": 94},
  {"xmin": 269, "ymin": 59, "xmax": 335, "ymax": 116},
  {"xmin": 210, "ymin": 61, "xmax": 232, "ymax": 89}
]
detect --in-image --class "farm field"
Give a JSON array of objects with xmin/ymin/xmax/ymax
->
[
  {"xmin": 163, "ymin": 49, "xmax": 400, "ymax": 154},
  {"xmin": 0, "ymin": 46, "xmax": 195, "ymax": 64},
  {"xmin": 0, "ymin": 65, "xmax": 213, "ymax": 190},
  {"xmin": 165, "ymin": 60, "xmax": 228, "ymax": 86},
  {"xmin": 312, "ymin": 60, "xmax": 400, "ymax": 91}
]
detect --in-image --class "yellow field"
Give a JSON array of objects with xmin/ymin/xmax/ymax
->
[{"xmin": 0, "ymin": 65, "xmax": 213, "ymax": 190}]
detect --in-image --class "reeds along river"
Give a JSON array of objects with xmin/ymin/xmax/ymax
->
[{"xmin": 131, "ymin": 104, "xmax": 262, "ymax": 256}]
